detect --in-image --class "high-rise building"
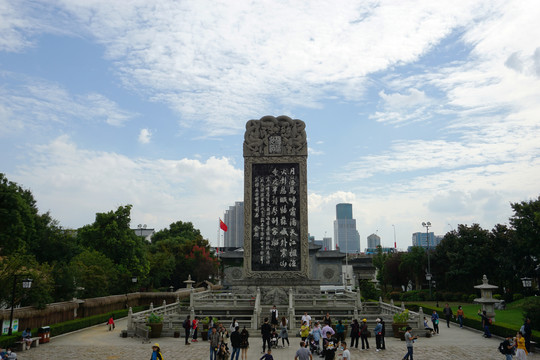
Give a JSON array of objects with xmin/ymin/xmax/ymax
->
[
  {"xmin": 323, "ymin": 237, "xmax": 332, "ymax": 251},
  {"xmin": 333, "ymin": 203, "xmax": 360, "ymax": 253},
  {"xmin": 411, "ymin": 232, "xmax": 443, "ymax": 248},
  {"xmin": 223, "ymin": 201, "xmax": 244, "ymax": 248},
  {"xmin": 367, "ymin": 233, "xmax": 381, "ymax": 249}
]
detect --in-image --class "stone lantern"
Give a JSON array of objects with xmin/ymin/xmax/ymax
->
[
  {"xmin": 474, "ymin": 275, "xmax": 500, "ymax": 319},
  {"xmin": 184, "ymin": 274, "xmax": 195, "ymax": 289}
]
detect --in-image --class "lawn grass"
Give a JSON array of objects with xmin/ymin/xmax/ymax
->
[{"xmin": 412, "ymin": 301, "xmax": 525, "ymax": 329}]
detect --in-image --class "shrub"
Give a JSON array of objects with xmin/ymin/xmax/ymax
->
[
  {"xmin": 493, "ymin": 294, "xmax": 502, "ymax": 300},
  {"xmin": 388, "ymin": 291, "xmax": 401, "ymax": 301},
  {"xmin": 513, "ymin": 293, "xmax": 524, "ymax": 301},
  {"xmin": 522, "ymin": 297, "xmax": 540, "ymax": 331},
  {"xmin": 393, "ymin": 310, "xmax": 409, "ymax": 323},
  {"xmin": 461, "ymin": 294, "xmax": 470, "ymax": 303},
  {"xmin": 468, "ymin": 294, "xmax": 477, "ymax": 302}
]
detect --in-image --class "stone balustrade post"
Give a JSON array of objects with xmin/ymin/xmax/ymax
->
[
  {"xmin": 127, "ymin": 307, "xmax": 134, "ymax": 331},
  {"xmin": 418, "ymin": 307, "xmax": 424, "ymax": 328}
]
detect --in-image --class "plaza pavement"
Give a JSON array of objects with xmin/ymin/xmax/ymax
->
[{"xmin": 17, "ymin": 318, "xmax": 537, "ymax": 360}]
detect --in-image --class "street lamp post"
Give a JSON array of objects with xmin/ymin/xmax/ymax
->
[
  {"xmin": 521, "ymin": 277, "xmax": 532, "ymax": 296},
  {"xmin": 422, "ymin": 221, "xmax": 432, "ymax": 300},
  {"xmin": 8, "ymin": 275, "xmax": 33, "ymax": 335}
]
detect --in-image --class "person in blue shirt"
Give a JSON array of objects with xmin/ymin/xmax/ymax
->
[
  {"xmin": 431, "ymin": 311, "xmax": 439, "ymax": 334},
  {"xmin": 374, "ymin": 318, "xmax": 383, "ymax": 351},
  {"xmin": 22, "ymin": 328, "xmax": 33, "ymax": 348}
]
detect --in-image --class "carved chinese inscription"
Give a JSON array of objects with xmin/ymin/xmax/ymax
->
[{"xmin": 251, "ymin": 163, "xmax": 300, "ymax": 271}]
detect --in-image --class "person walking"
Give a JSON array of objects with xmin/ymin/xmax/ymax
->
[
  {"xmin": 478, "ymin": 310, "xmax": 491, "ymax": 338},
  {"xmin": 240, "ymin": 326, "xmax": 249, "ymax": 360},
  {"xmin": 443, "ymin": 303, "xmax": 453, "ymax": 328},
  {"xmin": 107, "ymin": 317, "xmax": 115, "ymax": 331},
  {"xmin": 150, "ymin": 343, "xmax": 164, "ymax": 360},
  {"xmin": 350, "ymin": 319, "xmax": 360, "ymax": 349},
  {"xmin": 431, "ymin": 310, "xmax": 440, "ymax": 334},
  {"xmin": 261, "ymin": 317, "xmax": 272, "ymax": 354},
  {"xmin": 300, "ymin": 321, "xmax": 310, "ymax": 342},
  {"xmin": 335, "ymin": 320, "xmax": 345, "ymax": 343},
  {"xmin": 374, "ymin": 318, "xmax": 383, "ymax": 351},
  {"xmin": 360, "ymin": 318, "xmax": 370, "ymax": 350},
  {"xmin": 402, "ymin": 327, "xmax": 417, "ymax": 360},
  {"xmin": 380, "ymin": 318, "xmax": 386, "ymax": 350},
  {"xmin": 260, "ymin": 349, "xmax": 273, "ymax": 360},
  {"xmin": 230, "ymin": 326, "xmax": 241, "ymax": 360},
  {"xmin": 279, "ymin": 317, "xmax": 289, "ymax": 347},
  {"xmin": 500, "ymin": 336, "xmax": 515, "ymax": 360},
  {"xmin": 312, "ymin": 321, "xmax": 323, "ymax": 353},
  {"xmin": 341, "ymin": 341, "xmax": 350, "ymax": 360},
  {"xmin": 192, "ymin": 316, "xmax": 200, "ymax": 342},
  {"xmin": 302, "ymin": 312, "xmax": 312, "ymax": 327},
  {"xmin": 523, "ymin": 318, "xmax": 532, "ymax": 353},
  {"xmin": 456, "ymin": 306, "xmax": 464, "ymax": 328},
  {"xmin": 183, "ymin": 315, "xmax": 191, "ymax": 345},
  {"xmin": 270, "ymin": 305, "xmax": 279, "ymax": 328},
  {"xmin": 515, "ymin": 331, "xmax": 528, "ymax": 360},
  {"xmin": 294, "ymin": 341, "xmax": 313, "ymax": 360},
  {"xmin": 209, "ymin": 327, "xmax": 220, "ymax": 360},
  {"xmin": 322, "ymin": 331, "xmax": 337, "ymax": 360}
]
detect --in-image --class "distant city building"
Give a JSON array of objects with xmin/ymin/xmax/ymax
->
[
  {"xmin": 323, "ymin": 237, "xmax": 332, "ymax": 251},
  {"xmin": 333, "ymin": 203, "xmax": 360, "ymax": 253},
  {"xmin": 411, "ymin": 232, "xmax": 443, "ymax": 248},
  {"xmin": 223, "ymin": 201, "xmax": 244, "ymax": 248},
  {"xmin": 367, "ymin": 233, "xmax": 381, "ymax": 249}
]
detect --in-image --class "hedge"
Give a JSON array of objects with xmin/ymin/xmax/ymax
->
[
  {"xmin": 0, "ymin": 306, "xmax": 147, "ymax": 349},
  {"xmin": 407, "ymin": 304, "xmax": 540, "ymax": 343}
]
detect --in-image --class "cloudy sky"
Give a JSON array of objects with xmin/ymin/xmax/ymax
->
[{"xmin": 2, "ymin": 0, "xmax": 540, "ymax": 250}]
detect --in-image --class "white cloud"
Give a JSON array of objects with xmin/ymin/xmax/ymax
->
[
  {"xmin": 34, "ymin": 0, "xmax": 489, "ymax": 135},
  {"xmin": 138, "ymin": 128, "xmax": 152, "ymax": 144},
  {"xmin": 0, "ymin": 74, "xmax": 138, "ymax": 136},
  {"xmin": 12, "ymin": 135, "xmax": 243, "ymax": 240}
]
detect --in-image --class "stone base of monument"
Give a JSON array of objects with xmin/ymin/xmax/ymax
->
[{"xmin": 231, "ymin": 279, "xmax": 320, "ymax": 305}]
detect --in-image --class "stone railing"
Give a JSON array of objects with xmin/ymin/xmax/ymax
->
[
  {"xmin": 128, "ymin": 299, "xmax": 183, "ymax": 337},
  {"xmin": 379, "ymin": 298, "xmax": 423, "ymax": 329}
]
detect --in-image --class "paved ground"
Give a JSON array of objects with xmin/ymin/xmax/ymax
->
[{"xmin": 17, "ymin": 318, "xmax": 537, "ymax": 360}]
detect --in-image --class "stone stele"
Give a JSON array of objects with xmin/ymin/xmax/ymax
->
[{"xmin": 241, "ymin": 115, "xmax": 315, "ymax": 286}]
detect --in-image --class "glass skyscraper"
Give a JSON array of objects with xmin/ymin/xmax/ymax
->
[{"xmin": 333, "ymin": 203, "xmax": 360, "ymax": 253}]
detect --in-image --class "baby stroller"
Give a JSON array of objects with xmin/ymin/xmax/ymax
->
[
  {"xmin": 269, "ymin": 330, "xmax": 280, "ymax": 349},
  {"xmin": 307, "ymin": 333, "xmax": 320, "ymax": 355}
]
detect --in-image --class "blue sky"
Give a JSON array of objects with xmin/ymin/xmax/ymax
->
[{"xmin": 1, "ymin": 1, "xmax": 540, "ymax": 250}]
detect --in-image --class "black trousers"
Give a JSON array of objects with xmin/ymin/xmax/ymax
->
[
  {"xmin": 262, "ymin": 336, "xmax": 271, "ymax": 352},
  {"xmin": 360, "ymin": 334, "xmax": 369, "ymax": 349},
  {"xmin": 350, "ymin": 334, "xmax": 359, "ymax": 348}
]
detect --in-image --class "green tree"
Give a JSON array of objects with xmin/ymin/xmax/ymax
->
[
  {"xmin": 432, "ymin": 224, "xmax": 493, "ymax": 292},
  {"xmin": 509, "ymin": 196, "xmax": 540, "ymax": 279},
  {"xmin": 400, "ymin": 246, "xmax": 426, "ymax": 290},
  {"xmin": 77, "ymin": 205, "xmax": 149, "ymax": 289},
  {"xmin": 69, "ymin": 249, "xmax": 118, "ymax": 298},
  {"xmin": 0, "ymin": 173, "xmax": 39, "ymax": 254},
  {"xmin": 0, "ymin": 253, "xmax": 54, "ymax": 309},
  {"xmin": 149, "ymin": 221, "xmax": 218, "ymax": 289}
]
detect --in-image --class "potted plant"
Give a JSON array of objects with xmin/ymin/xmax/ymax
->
[
  {"xmin": 146, "ymin": 313, "xmax": 164, "ymax": 338},
  {"xmin": 399, "ymin": 326, "xmax": 407, "ymax": 341},
  {"xmin": 392, "ymin": 309, "xmax": 409, "ymax": 338}
]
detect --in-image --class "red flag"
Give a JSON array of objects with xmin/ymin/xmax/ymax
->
[{"xmin": 219, "ymin": 218, "xmax": 228, "ymax": 232}]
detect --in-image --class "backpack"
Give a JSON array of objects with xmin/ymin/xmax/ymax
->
[
  {"xmin": 498, "ymin": 341, "xmax": 506, "ymax": 355},
  {"xmin": 183, "ymin": 319, "xmax": 189, "ymax": 329}
]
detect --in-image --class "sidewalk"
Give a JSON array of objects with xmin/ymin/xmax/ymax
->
[{"xmin": 18, "ymin": 319, "xmax": 537, "ymax": 359}]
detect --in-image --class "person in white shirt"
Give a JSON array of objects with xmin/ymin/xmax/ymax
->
[
  {"xmin": 342, "ymin": 341, "xmax": 351, "ymax": 360},
  {"xmin": 301, "ymin": 312, "xmax": 312, "ymax": 327}
]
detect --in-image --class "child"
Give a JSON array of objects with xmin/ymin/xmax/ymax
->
[
  {"xmin": 260, "ymin": 348, "xmax": 273, "ymax": 360},
  {"xmin": 217, "ymin": 342, "xmax": 230, "ymax": 360},
  {"xmin": 341, "ymin": 341, "xmax": 350, "ymax": 360}
]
